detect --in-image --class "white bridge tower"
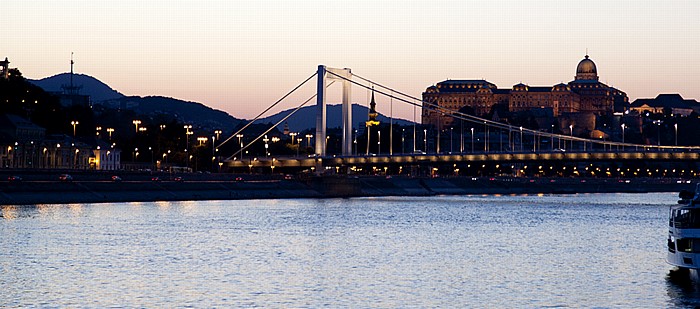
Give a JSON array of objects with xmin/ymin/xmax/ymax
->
[{"xmin": 315, "ymin": 65, "xmax": 353, "ymax": 157}]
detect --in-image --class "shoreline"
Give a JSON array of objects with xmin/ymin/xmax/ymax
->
[{"xmin": 0, "ymin": 176, "xmax": 693, "ymax": 205}]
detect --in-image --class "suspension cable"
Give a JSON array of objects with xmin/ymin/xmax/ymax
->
[
  {"xmin": 225, "ymin": 81, "xmax": 337, "ymax": 161},
  {"xmin": 330, "ymin": 70, "xmax": 700, "ymax": 151},
  {"xmin": 217, "ymin": 72, "xmax": 317, "ymax": 149}
]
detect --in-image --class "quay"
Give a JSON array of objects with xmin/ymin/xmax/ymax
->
[{"xmin": 0, "ymin": 172, "xmax": 694, "ymax": 205}]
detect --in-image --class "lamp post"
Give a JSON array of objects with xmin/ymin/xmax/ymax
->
[
  {"xmin": 271, "ymin": 136, "xmax": 280, "ymax": 157},
  {"xmin": 297, "ymin": 138, "xmax": 302, "ymax": 156},
  {"xmin": 423, "ymin": 129, "xmax": 427, "ymax": 152},
  {"xmin": 263, "ymin": 135, "xmax": 270, "ymax": 157},
  {"xmin": 675, "ymin": 123, "xmax": 678, "ymax": 146},
  {"xmin": 551, "ymin": 124, "xmax": 554, "ymax": 151},
  {"xmin": 471, "ymin": 127, "xmax": 474, "ymax": 153},
  {"xmin": 197, "ymin": 136, "xmax": 208, "ymax": 146},
  {"xmin": 96, "ymin": 126, "xmax": 102, "ymax": 137},
  {"xmin": 305, "ymin": 134, "xmax": 313, "ymax": 148},
  {"xmin": 520, "ymin": 126, "xmax": 524, "ymax": 152},
  {"xmin": 289, "ymin": 132, "xmax": 297, "ymax": 145},
  {"xmin": 401, "ymin": 128, "xmax": 405, "ymax": 154},
  {"xmin": 621, "ymin": 123, "xmax": 626, "ymax": 146},
  {"xmin": 460, "ymin": 119, "xmax": 464, "ymax": 153},
  {"xmin": 236, "ymin": 134, "xmax": 244, "ymax": 160},
  {"xmin": 106, "ymin": 128, "xmax": 114, "ymax": 140},
  {"xmin": 70, "ymin": 121, "xmax": 79, "ymax": 136},
  {"xmin": 450, "ymin": 127, "xmax": 453, "ymax": 154},
  {"xmin": 183, "ymin": 125, "xmax": 193, "ymax": 150},
  {"xmin": 354, "ymin": 130, "xmax": 358, "ymax": 156},
  {"xmin": 132, "ymin": 120, "xmax": 141, "ymax": 133},
  {"xmin": 569, "ymin": 124, "xmax": 574, "ymax": 150},
  {"xmin": 377, "ymin": 130, "xmax": 381, "ymax": 155}
]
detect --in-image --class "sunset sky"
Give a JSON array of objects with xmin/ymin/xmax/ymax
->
[{"xmin": 3, "ymin": 0, "xmax": 699, "ymax": 121}]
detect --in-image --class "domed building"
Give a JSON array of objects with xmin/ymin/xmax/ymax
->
[{"xmin": 422, "ymin": 55, "xmax": 628, "ymax": 129}]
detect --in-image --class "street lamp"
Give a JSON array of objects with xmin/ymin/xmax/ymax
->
[
  {"xmin": 132, "ymin": 120, "xmax": 141, "ymax": 132},
  {"xmin": 675, "ymin": 123, "xmax": 678, "ymax": 146},
  {"xmin": 401, "ymin": 128, "xmax": 405, "ymax": 154},
  {"xmin": 289, "ymin": 132, "xmax": 297, "ymax": 145},
  {"xmin": 520, "ymin": 126, "xmax": 524, "ymax": 151},
  {"xmin": 354, "ymin": 130, "xmax": 358, "ymax": 156},
  {"xmin": 184, "ymin": 125, "xmax": 193, "ymax": 150},
  {"xmin": 569, "ymin": 124, "xmax": 574, "ymax": 150},
  {"xmin": 70, "ymin": 121, "xmax": 79, "ymax": 136},
  {"xmin": 263, "ymin": 135, "xmax": 270, "ymax": 157},
  {"xmin": 160, "ymin": 124, "xmax": 166, "ymax": 131},
  {"xmin": 236, "ymin": 134, "xmax": 244, "ymax": 160},
  {"xmin": 450, "ymin": 127, "xmax": 453, "ymax": 154},
  {"xmin": 377, "ymin": 130, "xmax": 381, "ymax": 155},
  {"xmin": 621, "ymin": 123, "xmax": 626, "ymax": 145},
  {"xmin": 106, "ymin": 128, "xmax": 114, "ymax": 140},
  {"xmin": 305, "ymin": 134, "xmax": 313, "ymax": 148},
  {"xmin": 197, "ymin": 136, "xmax": 208, "ymax": 146},
  {"xmin": 423, "ymin": 129, "xmax": 427, "ymax": 152},
  {"xmin": 471, "ymin": 127, "xmax": 474, "ymax": 153},
  {"xmin": 96, "ymin": 126, "xmax": 102, "ymax": 137}
]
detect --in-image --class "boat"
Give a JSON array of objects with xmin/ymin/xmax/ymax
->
[{"xmin": 667, "ymin": 184, "xmax": 700, "ymax": 280}]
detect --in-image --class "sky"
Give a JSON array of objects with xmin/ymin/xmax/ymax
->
[{"xmin": 3, "ymin": 0, "xmax": 700, "ymax": 121}]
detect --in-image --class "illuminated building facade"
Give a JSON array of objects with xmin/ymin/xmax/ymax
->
[{"xmin": 422, "ymin": 55, "xmax": 629, "ymax": 129}]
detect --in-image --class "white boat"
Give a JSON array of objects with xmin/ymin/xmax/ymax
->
[{"xmin": 667, "ymin": 184, "xmax": 700, "ymax": 280}]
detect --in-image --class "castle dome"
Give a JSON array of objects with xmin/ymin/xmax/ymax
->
[{"xmin": 575, "ymin": 55, "xmax": 599, "ymax": 81}]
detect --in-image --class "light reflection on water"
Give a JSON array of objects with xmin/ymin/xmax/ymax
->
[{"xmin": 1, "ymin": 193, "xmax": 699, "ymax": 307}]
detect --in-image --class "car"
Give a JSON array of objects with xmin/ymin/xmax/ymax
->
[
  {"xmin": 151, "ymin": 177, "xmax": 161, "ymax": 182},
  {"xmin": 174, "ymin": 177, "xmax": 184, "ymax": 182},
  {"xmin": 235, "ymin": 177, "xmax": 244, "ymax": 182},
  {"xmin": 111, "ymin": 176, "xmax": 122, "ymax": 182},
  {"xmin": 59, "ymin": 174, "xmax": 73, "ymax": 182},
  {"xmin": 8, "ymin": 175, "xmax": 22, "ymax": 182},
  {"xmin": 283, "ymin": 174, "xmax": 293, "ymax": 180}
]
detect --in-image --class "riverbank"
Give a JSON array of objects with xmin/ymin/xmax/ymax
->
[{"xmin": 0, "ymin": 176, "xmax": 694, "ymax": 205}]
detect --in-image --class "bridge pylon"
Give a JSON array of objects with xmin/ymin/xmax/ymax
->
[{"xmin": 316, "ymin": 65, "xmax": 352, "ymax": 157}]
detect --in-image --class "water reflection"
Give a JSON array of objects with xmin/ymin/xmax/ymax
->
[
  {"xmin": 0, "ymin": 194, "xmax": 695, "ymax": 307},
  {"xmin": 1, "ymin": 205, "xmax": 18, "ymax": 220},
  {"xmin": 666, "ymin": 269, "xmax": 700, "ymax": 308}
]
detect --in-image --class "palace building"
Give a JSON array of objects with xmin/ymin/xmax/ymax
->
[{"xmin": 422, "ymin": 55, "xmax": 628, "ymax": 129}]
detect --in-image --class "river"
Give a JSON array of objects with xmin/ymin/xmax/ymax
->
[{"xmin": 1, "ymin": 193, "xmax": 699, "ymax": 307}]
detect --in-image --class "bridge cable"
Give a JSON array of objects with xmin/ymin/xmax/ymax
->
[
  {"xmin": 332, "ymin": 71, "xmax": 700, "ymax": 151},
  {"xmin": 217, "ymin": 71, "xmax": 317, "ymax": 150},
  {"xmin": 225, "ymin": 80, "xmax": 336, "ymax": 161}
]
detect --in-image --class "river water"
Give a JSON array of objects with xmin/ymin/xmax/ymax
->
[{"xmin": 1, "ymin": 193, "xmax": 699, "ymax": 307}]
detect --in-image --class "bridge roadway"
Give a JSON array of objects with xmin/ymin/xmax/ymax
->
[{"xmin": 227, "ymin": 150, "xmax": 700, "ymax": 170}]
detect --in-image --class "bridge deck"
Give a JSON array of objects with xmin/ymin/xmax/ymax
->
[{"xmin": 227, "ymin": 151, "xmax": 700, "ymax": 169}]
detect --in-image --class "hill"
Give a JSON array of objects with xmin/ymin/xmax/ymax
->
[
  {"xmin": 254, "ymin": 104, "xmax": 415, "ymax": 132},
  {"xmin": 29, "ymin": 73, "xmax": 244, "ymax": 132},
  {"xmin": 99, "ymin": 96, "xmax": 244, "ymax": 131},
  {"xmin": 29, "ymin": 73, "xmax": 124, "ymax": 102}
]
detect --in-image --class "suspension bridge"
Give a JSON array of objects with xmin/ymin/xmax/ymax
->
[{"xmin": 216, "ymin": 66, "xmax": 700, "ymax": 177}]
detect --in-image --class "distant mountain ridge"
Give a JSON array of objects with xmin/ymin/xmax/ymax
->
[
  {"xmin": 29, "ymin": 73, "xmax": 124, "ymax": 102},
  {"xmin": 28, "ymin": 73, "xmax": 413, "ymax": 133},
  {"xmin": 29, "ymin": 73, "xmax": 244, "ymax": 131},
  {"xmin": 101, "ymin": 95, "xmax": 245, "ymax": 131},
  {"xmin": 254, "ymin": 104, "xmax": 414, "ymax": 132}
]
